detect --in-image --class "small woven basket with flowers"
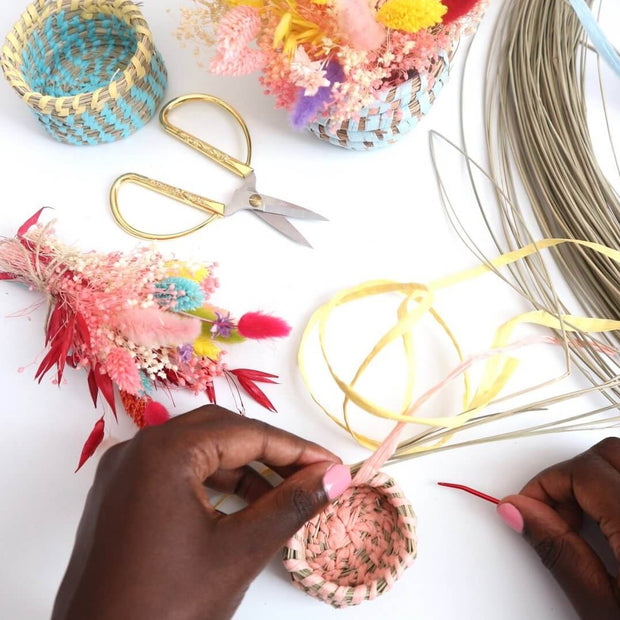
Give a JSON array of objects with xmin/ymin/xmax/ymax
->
[{"xmin": 182, "ymin": 0, "xmax": 487, "ymax": 149}]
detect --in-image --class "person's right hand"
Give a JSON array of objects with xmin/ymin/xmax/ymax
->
[
  {"xmin": 52, "ymin": 405, "xmax": 350, "ymax": 620},
  {"xmin": 497, "ymin": 437, "xmax": 620, "ymax": 620}
]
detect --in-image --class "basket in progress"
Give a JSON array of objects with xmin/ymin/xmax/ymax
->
[
  {"xmin": 283, "ymin": 471, "xmax": 417, "ymax": 607},
  {"xmin": 1, "ymin": 0, "xmax": 167, "ymax": 145},
  {"xmin": 306, "ymin": 50, "xmax": 452, "ymax": 151}
]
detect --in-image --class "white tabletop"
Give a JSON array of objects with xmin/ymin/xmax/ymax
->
[{"xmin": 1, "ymin": 1, "xmax": 618, "ymax": 618}]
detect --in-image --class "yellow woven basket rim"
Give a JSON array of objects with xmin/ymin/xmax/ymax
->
[{"xmin": 0, "ymin": 0, "xmax": 157, "ymax": 117}]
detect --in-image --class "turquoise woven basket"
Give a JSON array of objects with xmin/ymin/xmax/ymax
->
[
  {"xmin": 1, "ymin": 0, "xmax": 167, "ymax": 145},
  {"xmin": 307, "ymin": 50, "xmax": 452, "ymax": 151}
]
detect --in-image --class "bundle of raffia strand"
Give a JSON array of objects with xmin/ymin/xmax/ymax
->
[{"xmin": 439, "ymin": 0, "xmax": 620, "ymax": 410}]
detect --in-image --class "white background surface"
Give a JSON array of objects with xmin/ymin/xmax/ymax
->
[{"xmin": 1, "ymin": 1, "xmax": 619, "ymax": 618}]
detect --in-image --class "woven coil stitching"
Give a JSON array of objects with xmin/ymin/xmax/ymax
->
[
  {"xmin": 307, "ymin": 50, "xmax": 452, "ymax": 151},
  {"xmin": 1, "ymin": 0, "xmax": 167, "ymax": 145},
  {"xmin": 283, "ymin": 471, "xmax": 417, "ymax": 607}
]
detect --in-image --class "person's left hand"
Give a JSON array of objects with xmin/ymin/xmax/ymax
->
[{"xmin": 52, "ymin": 405, "xmax": 350, "ymax": 620}]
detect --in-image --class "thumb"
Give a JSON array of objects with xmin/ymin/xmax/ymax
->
[
  {"xmin": 498, "ymin": 495, "xmax": 619, "ymax": 620},
  {"xmin": 225, "ymin": 463, "xmax": 351, "ymax": 566}
]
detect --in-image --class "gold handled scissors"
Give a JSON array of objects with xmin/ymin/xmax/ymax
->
[{"xmin": 110, "ymin": 93, "xmax": 326, "ymax": 246}]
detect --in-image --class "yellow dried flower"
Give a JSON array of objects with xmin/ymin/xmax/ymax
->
[
  {"xmin": 193, "ymin": 336, "xmax": 221, "ymax": 359},
  {"xmin": 376, "ymin": 0, "xmax": 447, "ymax": 33},
  {"xmin": 273, "ymin": 12, "xmax": 293, "ymax": 48},
  {"xmin": 227, "ymin": 0, "xmax": 264, "ymax": 7},
  {"xmin": 267, "ymin": 0, "xmax": 329, "ymax": 58}
]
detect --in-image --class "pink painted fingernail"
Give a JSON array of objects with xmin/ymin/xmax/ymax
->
[
  {"xmin": 497, "ymin": 503, "xmax": 524, "ymax": 533},
  {"xmin": 323, "ymin": 464, "xmax": 351, "ymax": 500}
]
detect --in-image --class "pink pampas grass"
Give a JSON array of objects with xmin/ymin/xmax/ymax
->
[
  {"xmin": 210, "ymin": 6, "xmax": 266, "ymax": 76},
  {"xmin": 113, "ymin": 307, "xmax": 201, "ymax": 348}
]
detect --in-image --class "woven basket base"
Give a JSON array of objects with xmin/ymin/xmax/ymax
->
[
  {"xmin": 307, "ymin": 50, "xmax": 451, "ymax": 151},
  {"xmin": 1, "ymin": 0, "xmax": 167, "ymax": 145},
  {"xmin": 283, "ymin": 471, "xmax": 417, "ymax": 607}
]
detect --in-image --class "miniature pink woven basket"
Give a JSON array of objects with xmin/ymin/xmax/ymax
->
[{"xmin": 283, "ymin": 471, "xmax": 417, "ymax": 607}]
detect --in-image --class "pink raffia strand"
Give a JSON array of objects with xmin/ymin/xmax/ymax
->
[
  {"xmin": 282, "ymin": 329, "xmax": 615, "ymax": 606},
  {"xmin": 353, "ymin": 334, "xmax": 583, "ymax": 485}
]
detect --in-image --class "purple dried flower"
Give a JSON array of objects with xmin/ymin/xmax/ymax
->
[
  {"xmin": 211, "ymin": 311, "xmax": 235, "ymax": 339},
  {"xmin": 291, "ymin": 60, "xmax": 345, "ymax": 129},
  {"xmin": 178, "ymin": 343, "xmax": 194, "ymax": 363}
]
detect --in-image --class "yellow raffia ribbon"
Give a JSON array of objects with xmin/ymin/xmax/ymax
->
[{"xmin": 298, "ymin": 239, "xmax": 620, "ymax": 455}]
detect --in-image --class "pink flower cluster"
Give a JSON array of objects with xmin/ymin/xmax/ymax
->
[
  {"xmin": 203, "ymin": 0, "xmax": 488, "ymax": 124},
  {"xmin": 0, "ymin": 211, "xmax": 291, "ymax": 469}
]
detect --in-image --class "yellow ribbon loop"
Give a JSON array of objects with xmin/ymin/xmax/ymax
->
[{"xmin": 298, "ymin": 239, "xmax": 620, "ymax": 457}]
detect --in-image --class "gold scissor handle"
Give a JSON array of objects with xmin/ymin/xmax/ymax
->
[
  {"xmin": 160, "ymin": 93, "xmax": 254, "ymax": 178},
  {"xmin": 110, "ymin": 173, "xmax": 226, "ymax": 241}
]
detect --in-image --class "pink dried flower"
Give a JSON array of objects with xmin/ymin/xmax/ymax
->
[
  {"xmin": 335, "ymin": 0, "xmax": 385, "ymax": 51},
  {"xmin": 441, "ymin": 0, "xmax": 482, "ymax": 25},
  {"xmin": 143, "ymin": 401, "xmax": 170, "ymax": 426},
  {"xmin": 184, "ymin": 0, "xmax": 485, "ymax": 124},
  {"xmin": 210, "ymin": 6, "xmax": 266, "ymax": 76},
  {"xmin": 0, "ymin": 212, "xmax": 293, "ymax": 466},
  {"xmin": 237, "ymin": 312, "xmax": 291, "ymax": 339},
  {"xmin": 104, "ymin": 347, "xmax": 142, "ymax": 394},
  {"xmin": 289, "ymin": 47, "xmax": 330, "ymax": 96},
  {"xmin": 113, "ymin": 307, "xmax": 201, "ymax": 348},
  {"xmin": 199, "ymin": 267, "xmax": 219, "ymax": 298}
]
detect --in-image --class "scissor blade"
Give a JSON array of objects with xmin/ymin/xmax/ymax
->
[
  {"xmin": 253, "ymin": 211, "xmax": 312, "ymax": 247},
  {"xmin": 256, "ymin": 193, "xmax": 328, "ymax": 221}
]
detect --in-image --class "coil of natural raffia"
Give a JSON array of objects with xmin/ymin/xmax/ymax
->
[{"xmin": 444, "ymin": 0, "xmax": 620, "ymax": 408}]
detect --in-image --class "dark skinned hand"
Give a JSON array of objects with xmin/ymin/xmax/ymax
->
[
  {"xmin": 497, "ymin": 437, "xmax": 620, "ymax": 620},
  {"xmin": 51, "ymin": 405, "xmax": 351, "ymax": 620}
]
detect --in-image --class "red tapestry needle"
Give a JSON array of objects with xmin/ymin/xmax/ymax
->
[{"xmin": 437, "ymin": 482, "xmax": 500, "ymax": 505}]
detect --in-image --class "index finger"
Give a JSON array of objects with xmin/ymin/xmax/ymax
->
[
  {"xmin": 171, "ymin": 406, "xmax": 341, "ymax": 478},
  {"xmin": 520, "ymin": 438, "xmax": 620, "ymax": 562}
]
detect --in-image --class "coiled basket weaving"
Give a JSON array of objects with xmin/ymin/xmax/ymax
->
[
  {"xmin": 306, "ymin": 49, "xmax": 452, "ymax": 151},
  {"xmin": 283, "ymin": 471, "xmax": 417, "ymax": 607},
  {"xmin": 1, "ymin": 0, "xmax": 167, "ymax": 145}
]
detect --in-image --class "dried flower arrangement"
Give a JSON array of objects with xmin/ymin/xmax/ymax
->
[
  {"xmin": 179, "ymin": 0, "xmax": 488, "ymax": 147},
  {"xmin": 0, "ymin": 210, "xmax": 290, "ymax": 469}
]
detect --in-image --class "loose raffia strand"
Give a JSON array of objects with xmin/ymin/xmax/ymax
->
[
  {"xmin": 426, "ymin": 0, "xmax": 620, "ymax": 452},
  {"xmin": 476, "ymin": 0, "xmax": 620, "ymax": 402},
  {"xmin": 301, "ymin": 234, "xmax": 620, "ymax": 471}
]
